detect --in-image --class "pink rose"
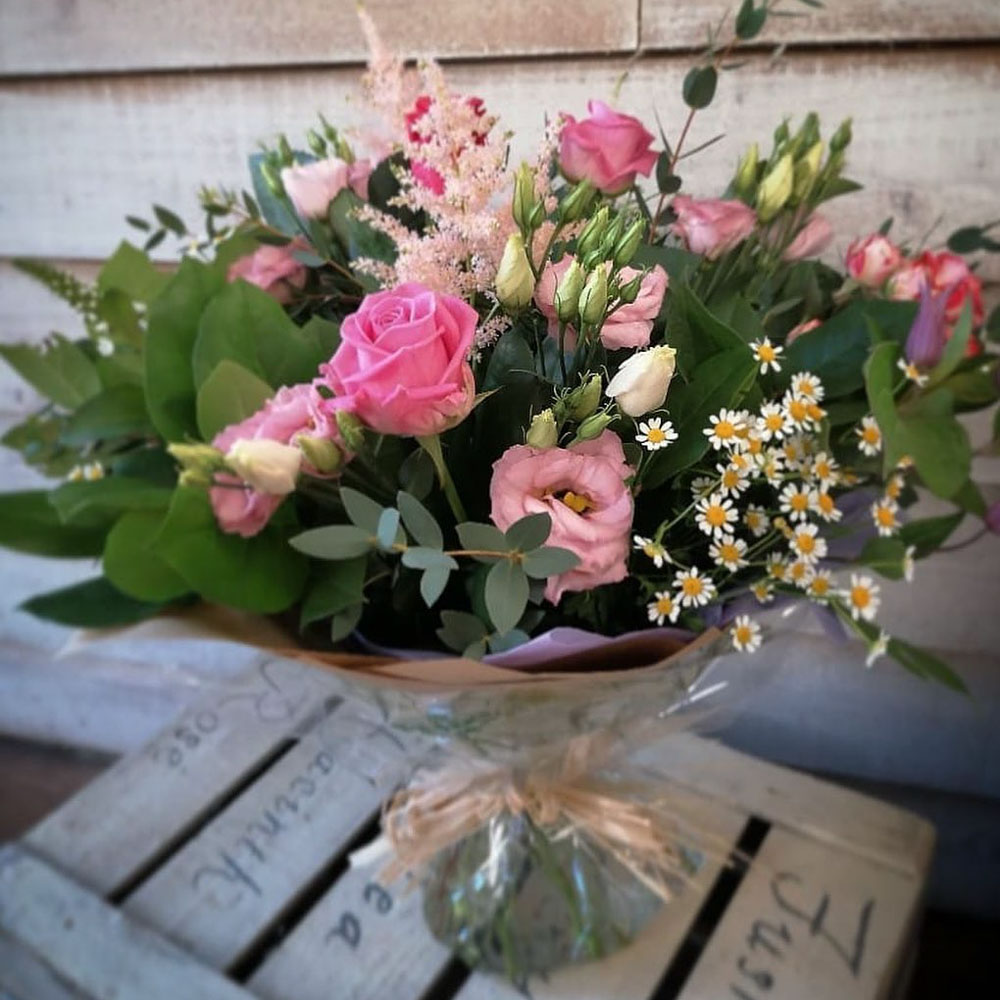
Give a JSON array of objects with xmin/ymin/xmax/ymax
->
[
  {"xmin": 535, "ymin": 260, "xmax": 668, "ymax": 350},
  {"xmin": 281, "ymin": 157, "xmax": 351, "ymax": 218},
  {"xmin": 489, "ymin": 431, "xmax": 634, "ymax": 604},
  {"xmin": 916, "ymin": 250, "xmax": 984, "ymax": 327},
  {"xmin": 783, "ymin": 214, "xmax": 834, "ymax": 261},
  {"xmin": 672, "ymin": 196, "xmax": 756, "ymax": 260},
  {"xmin": 318, "ymin": 282, "xmax": 478, "ymax": 437},
  {"xmin": 559, "ymin": 100, "xmax": 658, "ymax": 195},
  {"xmin": 210, "ymin": 383, "xmax": 344, "ymax": 538},
  {"xmin": 845, "ymin": 234, "xmax": 902, "ymax": 287},
  {"xmin": 887, "ymin": 260, "xmax": 927, "ymax": 302},
  {"xmin": 227, "ymin": 240, "xmax": 308, "ymax": 305}
]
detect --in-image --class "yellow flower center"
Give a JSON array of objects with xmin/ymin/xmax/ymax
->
[
  {"xmin": 747, "ymin": 436, "xmax": 763, "ymax": 455},
  {"xmin": 876, "ymin": 506, "xmax": 897, "ymax": 527},
  {"xmin": 810, "ymin": 577, "xmax": 830, "ymax": 596},
  {"xmin": 706, "ymin": 505, "xmax": 727, "ymax": 527},
  {"xmin": 765, "ymin": 413, "xmax": 784, "ymax": 432},
  {"xmin": 682, "ymin": 577, "xmax": 704, "ymax": 598},
  {"xmin": 886, "ymin": 479, "xmax": 901, "ymax": 500},
  {"xmin": 719, "ymin": 543, "xmax": 739, "ymax": 563},
  {"xmin": 656, "ymin": 595, "xmax": 674, "ymax": 615},
  {"xmin": 560, "ymin": 490, "xmax": 593, "ymax": 514},
  {"xmin": 714, "ymin": 420, "xmax": 736, "ymax": 440},
  {"xmin": 818, "ymin": 493, "xmax": 836, "ymax": 514},
  {"xmin": 795, "ymin": 380, "xmax": 817, "ymax": 401},
  {"xmin": 787, "ymin": 398, "xmax": 809, "ymax": 422},
  {"xmin": 796, "ymin": 532, "xmax": 816, "ymax": 554},
  {"xmin": 746, "ymin": 512, "xmax": 762, "ymax": 529},
  {"xmin": 851, "ymin": 585, "xmax": 871, "ymax": 609},
  {"xmin": 790, "ymin": 561, "xmax": 809, "ymax": 580},
  {"xmin": 815, "ymin": 460, "xmax": 831, "ymax": 479},
  {"xmin": 862, "ymin": 426, "xmax": 880, "ymax": 445},
  {"xmin": 722, "ymin": 469, "xmax": 740, "ymax": 489},
  {"xmin": 758, "ymin": 344, "xmax": 776, "ymax": 362},
  {"xmin": 731, "ymin": 453, "xmax": 750, "ymax": 470},
  {"xmin": 735, "ymin": 625, "xmax": 753, "ymax": 644},
  {"xmin": 790, "ymin": 493, "xmax": 809, "ymax": 512},
  {"xmin": 807, "ymin": 402, "xmax": 825, "ymax": 421},
  {"xmin": 769, "ymin": 562, "xmax": 786, "ymax": 580},
  {"xmin": 643, "ymin": 542, "xmax": 660, "ymax": 558},
  {"xmin": 646, "ymin": 427, "xmax": 666, "ymax": 443}
]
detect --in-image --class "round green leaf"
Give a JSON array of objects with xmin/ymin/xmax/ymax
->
[
  {"xmin": 484, "ymin": 559, "xmax": 529, "ymax": 635},
  {"xmin": 682, "ymin": 66, "xmax": 717, "ymax": 110},
  {"xmin": 504, "ymin": 513, "xmax": 551, "ymax": 552},
  {"xmin": 290, "ymin": 524, "xmax": 374, "ymax": 560},
  {"xmin": 104, "ymin": 510, "xmax": 190, "ymax": 602},
  {"xmin": 521, "ymin": 545, "xmax": 581, "ymax": 579}
]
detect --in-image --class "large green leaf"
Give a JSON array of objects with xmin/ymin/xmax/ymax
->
[
  {"xmin": 0, "ymin": 336, "xmax": 101, "ymax": 410},
  {"xmin": 145, "ymin": 256, "xmax": 226, "ymax": 441},
  {"xmin": 154, "ymin": 486, "xmax": 307, "ymax": 612},
  {"xmin": 48, "ymin": 477, "xmax": 174, "ymax": 524},
  {"xmin": 0, "ymin": 491, "xmax": 108, "ymax": 557},
  {"xmin": 97, "ymin": 241, "xmax": 168, "ymax": 304},
  {"xmin": 899, "ymin": 512, "xmax": 964, "ymax": 558},
  {"xmin": 300, "ymin": 556, "xmax": 367, "ymax": 629},
  {"xmin": 672, "ymin": 282, "xmax": 749, "ymax": 362},
  {"xmin": 104, "ymin": 510, "xmax": 190, "ymax": 602},
  {"xmin": 191, "ymin": 281, "xmax": 336, "ymax": 390},
  {"xmin": 60, "ymin": 384, "xmax": 153, "ymax": 445},
  {"xmin": 196, "ymin": 360, "xmax": 274, "ymax": 440},
  {"xmin": 329, "ymin": 188, "xmax": 397, "ymax": 264},
  {"xmin": 889, "ymin": 638, "xmax": 967, "ymax": 693},
  {"xmin": 644, "ymin": 347, "xmax": 757, "ymax": 488},
  {"xmin": 21, "ymin": 577, "xmax": 165, "ymax": 628}
]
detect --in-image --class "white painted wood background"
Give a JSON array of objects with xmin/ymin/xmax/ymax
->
[{"xmin": 0, "ymin": 0, "xmax": 998, "ymax": 763}]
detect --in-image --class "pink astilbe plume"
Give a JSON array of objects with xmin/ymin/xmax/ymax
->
[{"xmin": 355, "ymin": 11, "xmax": 515, "ymax": 304}]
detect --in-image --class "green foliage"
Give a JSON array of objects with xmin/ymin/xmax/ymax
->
[
  {"xmin": 291, "ymin": 524, "xmax": 374, "ymax": 559},
  {"xmin": 12, "ymin": 259, "xmax": 98, "ymax": 317},
  {"xmin": 60, "ymin": 385, "xmax": 153, "ymax": 445},
  {"xmin": 397, "ymin": 490, "xmax": 444, "ymax": 548},
  {"xmin": 0, "ymin": 336, "xmax": 101, "ymax": 410},
  {"xmin": 248, "ymin": 152, "xmax": 299, "ymax": 235},
  {"xmin": 21, "ymin": 577, "xmax": 164, "ymax": 628},
  {"xmin": 48, "ymin": 477, "xmax": 173, "ymax": 524},
  {"xmin": 103, "ymin": 510, "xmax": 190, "ymax": 602},
  {"xmin": 97, "ymin": 241, "xmax": 168, "ymax": 304},
  {"xmin": 682, "ymin": 66, "xmax": 717, "ymax": 110},
  {"xmin": 300, "ymin": 557, "xmax": 367, "ymax": 629},
  {"xmin": 0, "ymin": 491, "xmax": 109, "ymax": 558},
  {"xmin": 858, "ymin": 537, "xmax": 906, "ymax": 580},
  {"xmin": 521, "ymin": 547, "xmax": 579, "ymax": 578},
  {"xmin": 437, "ymin": 609, "xmax": 490, "ymax": 658},
  {"xmin": 156, "ymin": 487, "xmax": 307, "ymax": 612},
  {"xmin": 196, "ymin": 360, "xmax": 273, "ymax": 440},
  {"xmin": 889, "ymin": 637, "xmax": 967, "ymax": 693},
  {"xmin": 504, "ymin": 513, "xmax": 552, "ymax": 552},
  {"xmin": 735, "ymin": 0, "xmax": 768, "ymax": 39},
  {"xmin": 329, "ymin": 189, "xmax": 397, "ymax": 264},
  {"xmin": 2, "ymin": 412, "xmax": 78, "ymax": 477},
  {"xmin": 485, "ymin": 559, "xmax": 529, "ymax": 635},
  {"xmin": 899, "ymin": 512, "xmax": 964, "ymax": 558}
]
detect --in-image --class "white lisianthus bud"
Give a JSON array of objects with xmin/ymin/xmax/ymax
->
[
  {"xmin": 792, "ymin": 141, "xmax": 824, "ymax": 201},
  {"xmin": 554, "ymin": 259, "xmax": 586, "ymax": 322},
  {"xmin": 734, "ymin": 142, "xmax": 759, "ymax": 200},
  {"xmin": 295, "ymin": 434, "xmax": 344, "ymax": 474},
  {"xmin": 496, "ymin": 233, "xmax": 535, "ymax": 310},
  {"xmin": 756, "ymin": 153, "xmax": 794, "ymax": 221},
  {"xmin": 605, "ymin": 345, "xmax": 678, "ymax": 417},
  {"xmin": 565, "ymin": 373, "xmax": 602, "ymax": 421},
  {"xmin": 578, "ymin": 265, "xmax": 609, "ymax": 326},
  {"xmin": 525, "ymin": 409, "xmax": 559, "ymax": 448},
  {"xmin": 225, "ymin": 439, "xmax": 302, "ymax": 495}
]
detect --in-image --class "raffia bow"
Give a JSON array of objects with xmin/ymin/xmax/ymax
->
[{"xmin": 374, "ymin": 734, "xmax": 733, "ymax": 901}]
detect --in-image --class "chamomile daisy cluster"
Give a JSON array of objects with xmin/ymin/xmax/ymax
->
[{"xmin": 630, "ymin": 370, "xmax": 912, "ymax": 665}]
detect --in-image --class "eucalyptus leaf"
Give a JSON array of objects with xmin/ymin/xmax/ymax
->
[
  {"xmin": 376, "ymin": 507, "xmax": 402, "ymax": 550},
  {"xmin": 331, "ymin": 603, "xmax": 364, "ymax": 642},
  {"xmin": 521, "ymin": 545, "xmax": 581, "ymax": 579},
  {"xmin": 420, "ymin": 565, "xmax": 452, "ymax": 607},
  {"xmin": 437, "ymin": 609, "xmax": 489, "ymax": 653},
  {"xmin": 341, "ymin": 486, "xmax": 384, "ymax": 532},
  {"xmin": 402, "ymin": 547, "xmax": 458, "ymax": 571},
  {"xmin": 290, "ymin": 523, "xmax": 374, "ymax": 560},
  {"xmin": 484, "ymin": 559, "xmax": 529, "ymax": 635},
  {"xmin": 504, "ymin": 512, "xmax": 552, "ymax": 552},
  {"xmin": 300, "ymin": 557, "xmax": 367, "ymax": 628},
  {"xmin": 397, "ymin": 490, "xmax": 443, "ymax": 548},
  {"xmin": 682, "ymin": 66, "xmax": 717, "ymax": 110},
  {"xmin": 457, "ymin": 521, "xmax": 509, "ymax": 561}
]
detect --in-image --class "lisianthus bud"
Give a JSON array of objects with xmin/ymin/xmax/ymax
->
[
  {"xmin": 168, "ymin": 442, "xmax": 225, "ymax": 475},
  {"xmin": 830, "ymin": 117, "xmax": 853, "ymax": 153},
  {"xmin": 526, "ymin": 409, "xmax": 559, "ymax": 448},
  {"xmin": 577, "ymin": 207, "xmax": 609, "ymax": 257},
  {"xmin": 260, "ymin": 161, "xmax": 283, "ymax": 197},
  {"xmin": 756, "ymin": 154, "xmax": 794, "ymax": 221},
  {"xmin": 333, "ymin": 134, "xmax": 355, "ymax": 165},
  {"xmin": 617, "ymin": 272, "xmax": 644, "ymax": 305},
  {"xmin": 554, "ymin": 259, "xmax": 586, "ymax": 322},
  {"xmin": 225, "ymin": 439, "xmax": 302, "ymax": 495},
  {"xmin": 306, "ymin": 129, "xmax": 327, "ymax": 157},
  {"xmin": 601, "ymin": 214, "xmax": 626, "ymax": 257},
  {"xmin": 513, "ymin": 162, "xmax": 539, "ymax": 231},
  {"xmin": 574, "ymin": 410, "xmax": 614, "ymax": 441},
  {"xmin": 793, "ymin": 141, "xmax": 824, "ymax": 201},
  {"xmin": 496, "ymin": 233, "xmax": 535, "ymax": 310},
  {"xmin": 277, "ymin": 134, "xmax": 294, "ymax": 166},
  {"xmin": 773, "ymin": 120, "xmax": 790, "ymax": 149},
  {"xmin": 179, "ymin": 468, "xmax": 213, "ymax": 488},
  {"xmin": 335, "ymin": 410, "xmax": 366, "ymax": 451},
  {"xmin": 558, "ymin": 179, "xmax": 597, "ymax": 222},
  {"xmin": 578, "ymin": 266, "xmax": 609, "ymax": 326},
  {"xmin": 565, "ymin": 374, "xmax": 602, "ymax": 421},
  {"xmin": 789, "ymin": 112, "xmax": 819, "ymax": 158},
  {"xmin": 527, "ymin": 201, "xmax": 547, "ymax": 231},
  {"xmin": 605, "ymin": 345, "xmax": 677, "ymax": 417},
  {"xmin": 613, "ymin": 219, "xmax": 646, "ymax": 268},
  {"xmin": 734, "ymin": 142, "xmax": 759, "ymax": 200},
  {"xmin": 295, "ymin": 434, "xmax": 344, "ymax": 475}
]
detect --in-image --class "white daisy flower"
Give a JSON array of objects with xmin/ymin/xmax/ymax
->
[
  {"xmin": 635, "ymin": 417, "xmax": 678, "ymax": 451},
  {"xmin": 716, "ymin": 462, "xmax": 751, "ymax": 498},
  {"xmin": 885, "ymin": 473, "xmax": 905, "ymax": 502},
  {"xmin": 647, "ymin": 590, "xmax": 681, "ymax": 625},
  {"xmin": 896, "ymin": 454, "xmax": 914, "ymax": 470},
  {"xmin": 866, "ymin": 629, "xmax": 890, "ymax": 668},
  {"xmin": 730, "ymin": 614, "xmax": 762, "ymax": 653},
  {"xmin": 846, "ymin": 573, "xmax": 881, "ymax": 622},
  {"xmin": 96, "ymin": 336, "xmax": 115, "ymax": 357},
  {"xmin": 786, "ymin": 558, "xmax": 816, "ymax": 588},
  {"xmin": 782, "ymin": 391, "xmax": 820, "ymax": 431},
  {"xmin": 83, "ymin": 462, "xmax": 104, "ymax": 481},
  {"xmin": 743, "ymin": 504, "xmax": 770, "ymax": 538},
  {"xmin": 807, "ymin": 569, "xmax": 835, "ymax": 601},
  {"xmin": 814, "ymin": 490, "xmax": 842, "ymax": 523},
  {"xmin": 704, "ymin": 408, "xmax": 748, "ymax": 452},
  {"xmin": 856, "ymin": 416, "xmax": 882, "ymax": 456},
  {"xmin": 756, "ymin": 403, "xmax": 789, "ymax": 442},
  {"xmin": 67, "ymin": 465, "xmax": 85, "ymax": 483},
  {"xmin": 870, "ymin": 498, "xmax": 901, "ymax": 537},
  {"xmin": 728, "ymin": 450, "xmax": 754, "ymax": 474},
  {"xmin": 695, "ymin": 492, "xmax": 739, "ymax": 539},
  {"xmin": 751, "ymin": 579, "xmax": 774, "ymax": 604},
  {"xmin": 778, "ymin": 483, "xmax": 815, "ymax": 523},
  {"xmin": 780, "ymin": 433, "xmax": 813, "ymax": 471},
  {"xmin": 896, "ymin": 357, "xmax": 928, "ymax": 387},
  {"xmin": 790, "ymin": 371, "xmax": 825, "ymax": 402},
  {"xmin": 691, "ymin": 475, "xmax": 716, "ymax": 499},
  {"xmin": 789, "ymin": 522, "xmax": 827, "ymax": 564},
  {"xmin": 808, "ymin": 451, "xmax": 839, "ymax": 488},
  {"xmin": 633, "ymin": 535, "xmax": 670, "ymax": 568},
  {"xmin": 674, "ymin": 567, "xmax": 717, "ymax": 608},
  {"xmin": 759, "ymin": 449, "xmax": 785, "ymax": 487},
  {"xmin": 709, "ymin": 533, "xmax": 749, "ymax": 572},
  {"xmin": 766, "ymin": 554, "xmax": 788, "ymax": 581},
  {"xmin": 750, "ymin": 337, "xmax": 783, "ymax": 374},
  {"xmin": 903, "ymin": 545, "xmax": 916, "ymax": 583}
]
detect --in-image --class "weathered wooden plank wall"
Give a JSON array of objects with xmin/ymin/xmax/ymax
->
[{"xmin": 0, "ymin": 0, "xmax": 998, "ymax": 752}]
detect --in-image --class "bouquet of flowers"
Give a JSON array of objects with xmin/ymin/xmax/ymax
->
[{"xmin": 2, "ymin": 2, "xmax": 997, "ymax": 983}]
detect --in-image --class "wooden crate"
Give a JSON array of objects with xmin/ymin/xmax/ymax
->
[{"xmin": 0, "ymin": 654, "xmax": 934, "ymax": 1000}]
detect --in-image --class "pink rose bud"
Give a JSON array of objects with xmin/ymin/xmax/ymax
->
[
  {"xmin": 844, "ymin": 233, "xmax": 902, "ymax": 287},
  {"xmin": 280, "ymin": 157, "xmax": 351, "ymax": 218},
  {"xmin": 785, "ymin": 318, "xmax": 822, "ymax": 345},
  {"xmin": 558, "ymin": 100, "xmax": 658, "ymax": 195},
  {"xmin": 318, "ymin": 282, "xmax": 479, "ymax": 438},
  {"xmin": 887, "ymin": 259, "xmax": 928, "ymax": 302},
  {"xmin": 227, "ymin": 240, "xmax": 308, "ymax": 304},
  {"xmin": 671, "ymin": 196, "xmax": 756, "ymax": 260},
  {"xmin": 489, "ymin": 431, "xmax": 635, "ymax": 604},
  {"xmin": 783, "ymin": 213, "xmax": 834, "ymax": 262}
]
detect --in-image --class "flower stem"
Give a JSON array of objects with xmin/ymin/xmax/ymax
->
[{"xmin": 418, "ymin": 434, "xmax": 468, "ymax": 523}]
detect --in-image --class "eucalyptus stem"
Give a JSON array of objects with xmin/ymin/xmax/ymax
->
[{"xmin": 418, "ymin": 434, "xmax": 468, "ymax": 522}]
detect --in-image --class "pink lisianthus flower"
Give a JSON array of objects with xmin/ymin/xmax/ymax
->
[
  {"xmin": 671, "ymin": 196, "xmax": 756, "ymax": 260},
  {"xmin": 227, "ymin": 240, "xmax": 308, "ymax": 304},
  {"xmin": 558, "ymin": 100, "xmax": 658, "ymax": 195},
  {"xmin": 489, "ymin": 431, "xmax": 635, "ymax": 604},
  {"xmin": 783, "ymin": 213, "xmax": 834, "ymax": 261},
  {"xmin": 534, "ymin": 260, "xmax": 668, "ymax": 350},
  {"xmin": 210, "ymin": 383, "xmax": 345, "ymax": 538},
  {"xmin": 318, "ymin": 282, "xmax": 478, "ymax": 437},
  {"xmin": 281, "ymin": 157, "xmax": 372, "ymax": 218}
]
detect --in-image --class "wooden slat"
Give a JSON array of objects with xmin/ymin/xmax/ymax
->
[
  {"xmin": 122, "ymin": 728, "xmax": 386, "ymax": 969},
  {"xmin": 0, "ymin": 0, "xmax": 637, "ymax": 76},
  {"xmin": 25, "ymin": 657, "xmax": 342, "ymax": 896},
  {"xmin": 642, "ymin": 0, "xmax": 1000, "ymax": 49},
  {"xmin": 0, "ymin": 845, "xmax": 254, "ymax": 1000},
  {"xmin": 456, "ymin": 793, "xmax": 748, "ymax": 1000},
  {"xmin": 0, "ymin": 48, "xmax": 997, "ymax": 286},
  {"xmin": 248, "ymin": 860, "xmax": 453, "ymax": 1000},
  {"xmin": 0, "ymin": 929, "xmax": 89, "ymax": 1000},
  {"xmin": 675, "ymin": 827, "xmax": 924, "ymax": 1000}
]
